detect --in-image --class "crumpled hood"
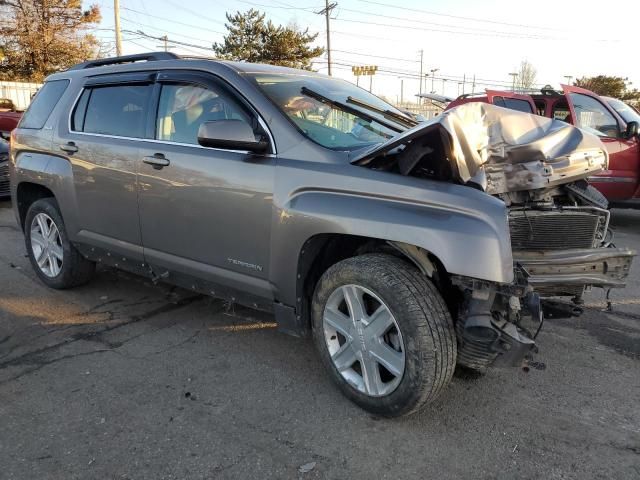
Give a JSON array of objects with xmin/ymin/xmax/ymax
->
[{"xmin": 352, "ymin": 102, "xmax": 608, "ymax": 195}]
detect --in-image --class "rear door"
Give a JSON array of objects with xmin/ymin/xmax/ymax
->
[
  {"xmin": 486, "ymin": 90, "xmax": 537, "ymax": 114},
  {"xmin": 56, "ymin": 72, "xmax": 155, "ymax": 259},
  {"xmin": 563, "ymin": 85, "xmax": 639, "ymax": 200}
]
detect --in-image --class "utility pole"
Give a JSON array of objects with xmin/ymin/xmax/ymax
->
[
  {"xmin": 317, "ymin": 1, "xmax": 337, "ymax": 76},
  {"xmin": 400, "ymin": 78, "xmax": 404, "ymax": 104},
  {"xmin": 462, "ymin": 74, "xmax": 466, "ymax": 95},
  {"xmin": 509, "ymin": 72, "xmax": 518, "ymax": 92},
  {"xmin": 472, "ymin": 74, "xmax": 476, "ymax": 93},
  {"xmin": 418, "ymin": 49, "xmax": 423, "ymax": 103},
  {"xmin": 156, "ymin": 35, "xmax": 171, "ymax": 52},
  {"xmin": 158, "ymin": 35, "xmax": 167, "ymax": 52},
  {"xmin": 114, "ymin": 0, "xmax": 123, "ymax": 56}
]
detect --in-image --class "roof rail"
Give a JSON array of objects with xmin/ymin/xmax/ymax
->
[{"xmin": 68, "ymin": 52, "xmax": 180, "ymax": 71}]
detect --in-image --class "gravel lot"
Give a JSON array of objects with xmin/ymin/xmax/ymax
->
[{"xmin": 0, "ymin": 199, "xmax": 639, "ymax": 479}]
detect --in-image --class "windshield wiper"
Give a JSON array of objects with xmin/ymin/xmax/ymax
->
[
  {"xmin": 300, "ymin": 87, "xmax": 404, "ymax": 133},
  {"xmin": 346, "ymin": 96, "xmax": 418, "ymax": 128}
]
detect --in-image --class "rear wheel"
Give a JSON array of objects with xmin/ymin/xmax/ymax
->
[
  {"xmin": 311, "ymin": 253, "xmax": 456, "ymax": 417},
  {"xmin": 25, "ymin": 198, "xmax": 95, "ymax": 289}
]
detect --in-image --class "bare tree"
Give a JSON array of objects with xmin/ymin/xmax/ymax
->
[{"xmin": 515, "ymin": 60, "xmax": 537, "ymax": 92}]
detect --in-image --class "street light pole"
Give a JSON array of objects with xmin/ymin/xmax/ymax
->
[
  {"xmin": 430, "ymin": 68, "xmax": 438, "ymax": 93},
  {"xmin": 564, "ymin": 75, "xmax": 573, "ymax": 85}
]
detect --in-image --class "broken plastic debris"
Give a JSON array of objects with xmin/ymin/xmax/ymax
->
[{"xmin": 298, "ymin": 462, "xmax": 316, "ymax": 473}]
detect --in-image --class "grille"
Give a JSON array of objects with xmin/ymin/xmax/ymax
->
[
  {"xmin": 509, "ymin": 210, "xmax": 599, "ymax": 251},
  {"xmin": 0, "ymin": 162, "xmax": 8, "ymax": 198}
]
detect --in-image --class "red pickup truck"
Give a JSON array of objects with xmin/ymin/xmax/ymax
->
[
  {"xmin": 447, "ymin": 86, "xmax": 640, "ymax": 204},
  {"xmin": 0, "ymin": 98, "xmax": 23, "ymax": 140}
]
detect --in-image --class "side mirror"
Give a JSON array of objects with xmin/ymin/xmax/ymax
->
[
  {"xmin": 197, "ymin": 120, "xmax": 269, "ymax": 154},
  {"xmin": 625, "ymin": 120, "xmax": 639, "ymax": 139}
]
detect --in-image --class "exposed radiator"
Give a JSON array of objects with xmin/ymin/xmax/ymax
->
[{"xmin": 509, "ymin": 209, "xmax": 601, "ymax": 251}]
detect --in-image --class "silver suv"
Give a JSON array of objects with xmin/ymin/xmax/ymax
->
[{"xmin": 9, "ymin": 53, "xmax": 635, "ymax": 416}]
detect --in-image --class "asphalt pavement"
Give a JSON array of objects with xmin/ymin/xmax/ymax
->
[{"xmin": 0, "ymin": 199, "xmax": 638, "ymax": 479}]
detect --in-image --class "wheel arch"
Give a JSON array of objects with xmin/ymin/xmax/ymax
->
[
  {"xmin": 16, "ymin": 182, "xmax": 56, "ymax": 231},
  {"xmin": 294, "ymin": 233, "xmax": 454, "ymax": 334}
]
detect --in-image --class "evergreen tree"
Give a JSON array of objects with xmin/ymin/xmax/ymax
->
[{"xmin": 213, "ymin": 9, "xmax": 323, "ymax": 70}]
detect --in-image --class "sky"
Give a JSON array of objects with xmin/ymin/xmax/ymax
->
[{"xmin": 89, "ymin": 0, "xmax": 640, "ymax": 102}]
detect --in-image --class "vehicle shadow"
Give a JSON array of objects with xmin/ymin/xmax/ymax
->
[{"xmin": 610, "ymin": 207, "xmax": 640, "ymax": 229}]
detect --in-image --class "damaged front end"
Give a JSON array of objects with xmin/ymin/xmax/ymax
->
[{"xmin": 353, "ymin": 103, "xmax": 636, "ymax": 371}]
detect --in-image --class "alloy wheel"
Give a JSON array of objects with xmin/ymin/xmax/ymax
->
[
  {"xmin": 323, "ymin": 284, "xmax": 405, "ymax": 397},
  {"xmin": 30, "ymin": 213, "xmax": 63, "ymax": 278}
]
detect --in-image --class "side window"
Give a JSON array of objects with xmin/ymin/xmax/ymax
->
[
  {"xmin": 77, "ymin": 84, "xmax": 152, "ymax": 138},
  {"xmin": 552, "ymin": 100, "xmax": 571, "ymax": 122},
  {"xmin": 71, "ymin": 89, "xmax": 90, "ymax": 132},
  {"xmin": 20, "ymin": 79, "xmax": 69, "ymax": 129},
  {"xmin": 493, "ymin": 96, "xmax": 533, "ymax": 113},
  {"xmin": 156, "ymin": 83, "xmax": 254, "ymax": 145},
  {"xmin": 568, "ymin": 93, "xmax": 619, "ymax": 138}
]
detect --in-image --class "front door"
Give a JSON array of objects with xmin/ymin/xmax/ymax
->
[
  {"xmin": 136, "ymin": 71, "xmax": 276, "ymax": 301},
  {"xmin": 563, "ymin": 85, "xmax": 639, "ymax": 200}
]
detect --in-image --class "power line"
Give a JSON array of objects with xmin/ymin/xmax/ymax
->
[
  {"xmin": 225, "ymin": 0, "xmax": 589, "ymax": 41},
  {"xmin": 355, "ymin": 0, "xmax": 565, "ymax": 32},
  {"xmin": 126, "ymin": 29, "xmax": 215, "ymax": 53},
  {"xmin": 333, "ymin": 17, "xmax": 562, "ymax": 40},
  {"xmin": 336, "ymin": 7, "xmax": 559, "ymax": 40},
  {"xmin": 318, "ymin": 59, "xmax": 545, "ymax": 89},
  {"xmin": 333, "ymin": 49, "xmax": 419, "ymax": 63},
  {"xmin": 237, "ymin": 0, "xmax": 318, "ymax": 11},
  {"xmin": 119, "ymin": 16, "xmax": 216, "ymax": 45},
  {"xmin": 157, "ymin": 0, "xmax": 227, "ymax": 26},
  {"xmin": 101, "ymin": 4, "xmax": 226, "ymax": 35}
]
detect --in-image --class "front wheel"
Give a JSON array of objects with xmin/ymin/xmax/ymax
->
[{"xmin": 311, "ymin": 253, "xmax": 457, "ymax": 417}]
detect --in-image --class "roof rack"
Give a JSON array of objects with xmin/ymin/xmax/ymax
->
[{"xmin": 68, "ymin": 52, "xmax": 180, "ymax": 71}]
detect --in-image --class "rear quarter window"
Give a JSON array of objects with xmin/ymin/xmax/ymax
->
[
  {"xmin": 19, "ymin": 80, "xmax": 70, "ymax": 129},
  {"xmin": 493, "ymin": 96, "xmax": 534, "ymax": 114}
]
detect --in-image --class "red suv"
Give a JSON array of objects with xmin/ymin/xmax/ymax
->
[{"xmin": 447, "ymin": 86, "xmax": 640, "ymax": 204}]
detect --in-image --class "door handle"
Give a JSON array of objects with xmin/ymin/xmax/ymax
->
[
  {"xmin": 143, "ymin": 153, "xmax": 170, "ymax": 169},
  {"xmin": 60, "ymin": 142, "xmax": 78, "ymax": 154}
]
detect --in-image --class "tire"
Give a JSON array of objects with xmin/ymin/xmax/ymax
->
[
  {"xmin": 311, "ymin": 253, "xmax": 456, "ymax": 417},
  {"xmin": 25, "ymin": 197, "xmax": 95, "ymax": 289}
]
